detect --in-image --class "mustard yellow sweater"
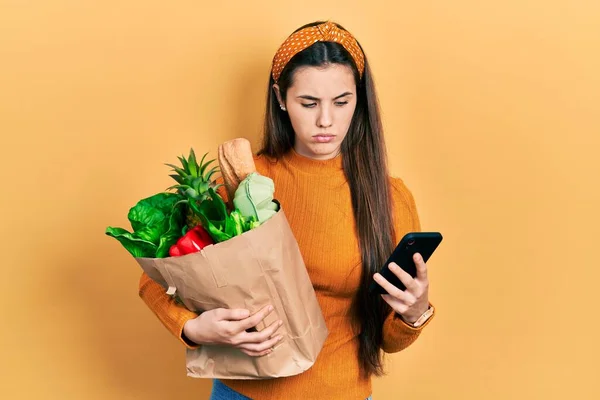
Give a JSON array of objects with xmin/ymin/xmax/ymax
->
[{"xmin": 139, "ymin": 149, "xmax": 434, "ymax": 400}]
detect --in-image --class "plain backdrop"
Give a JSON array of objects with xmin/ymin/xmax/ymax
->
[{"xmin": 1, "ymin": 1, "xmax": 599, "ymax": 399}]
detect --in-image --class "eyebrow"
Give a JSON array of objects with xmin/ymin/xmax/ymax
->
[{"xmin": 296, "ymin": 92, "xmax": 354, "ymax": 101}]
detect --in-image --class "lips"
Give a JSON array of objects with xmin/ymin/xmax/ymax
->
[{"xmin": 313, "ymin": 134, "xmax": 336, "ymax": 143}]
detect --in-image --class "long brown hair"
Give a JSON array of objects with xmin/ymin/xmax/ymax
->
[{"xmin": 258, "ymin": 21, "xmax": 395, "ymax": 377}]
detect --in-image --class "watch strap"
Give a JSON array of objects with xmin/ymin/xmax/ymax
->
[{"xmin": 411, "ymin": 305, "xmax": 434, "ymax": 327}]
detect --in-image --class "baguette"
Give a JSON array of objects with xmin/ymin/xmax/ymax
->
[{"xmin": 218, "ymin": 138, "xmax": 257, "ymax": 206}]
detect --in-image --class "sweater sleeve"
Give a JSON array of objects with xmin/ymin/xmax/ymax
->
[
  {"xmin": 381, "ymin": 177, "xmax": 436, "ymax": 353},
  {"xmin": 138, "ymin": 272, "xmax": 201, "ymax": 349}
]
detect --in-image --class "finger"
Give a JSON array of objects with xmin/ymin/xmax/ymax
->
[
  {"xmin": 240, "ymin": 319, "xmax": 283, "ymax": 344},
  {"xmin": 382, "ymin": 291, "xmax": 417, "ymax": 307},
  {"xmin": 241, "ymin": 348, "xmax": 273, "ymax": 357},
  {"xmin": 381, "ymin": 294, "xmax": 410, "ymax": 314},
  {"xmin": 388, "ymin": 262, "xmax": 419, "ymax": 292},
  {"xmin": 234, "ymin": 305, "xmax": 275, "ymax": 334},
  {"xmin": 217, "ymin": 308, "xmax": 251, "ymax": 321},
  {"xmin": 414, "ymin": 253, "xmax": 428, "ymax": 281},
  {"xmin": 373, "ymin": 272, "xmax": 414, "ymax": 301},
  {"xmin": 237, "ymin": 334, "xmax": 283, "ymax": 353}
]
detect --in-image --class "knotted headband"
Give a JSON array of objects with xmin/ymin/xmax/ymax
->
[{"xmin": 271, "ymin": 21, "xmax": 365, "ymax": 82}]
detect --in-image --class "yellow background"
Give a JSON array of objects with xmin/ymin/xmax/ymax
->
[{"xmin": 1, "ymin": 1, "xmax": 598, "ymax": 399}]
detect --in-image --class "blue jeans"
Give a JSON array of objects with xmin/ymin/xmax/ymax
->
[{"xmin": 209, "ymin": 379, "xmax": 373, "ymax": 400}]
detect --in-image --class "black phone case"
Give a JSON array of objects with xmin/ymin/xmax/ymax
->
[{"xmin": 369, "ymin": 232, "xmax": 443, "ymax": 295}]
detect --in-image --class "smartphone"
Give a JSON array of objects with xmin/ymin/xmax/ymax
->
[{"xmin": 369, "ymin": 232, "xmax": 443, "ymax": 295}]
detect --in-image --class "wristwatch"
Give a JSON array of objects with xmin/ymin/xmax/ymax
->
[{"xmin": 403, "ymin": 305, "xmax": 435, "ymax": 328}]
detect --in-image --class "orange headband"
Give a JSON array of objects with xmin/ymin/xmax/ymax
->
[{"xmin": 271, "ymin": 21, "xmax": 365, "ymax": 82}]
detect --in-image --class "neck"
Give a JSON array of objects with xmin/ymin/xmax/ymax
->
[{"xmin": 281, "ymin": 147, "xmax": 344, "ymax": 175}]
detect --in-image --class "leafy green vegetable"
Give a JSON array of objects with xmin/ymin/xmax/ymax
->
[
  {"xmin": 193, "ymin": 188, "xmax": 231, "ymax": 243},
  {"xmin": 198, "ymin": 213, "xmax": 231, "ymax": 243},
  {"xmin": 243, "ymin": 216, "xmax": 261, "ymax": 232},
  {"xmin": 228, "ymin": 210, "xmax": 244, "ymax": 237},
  {"xmin": 104, "ymin": 227, "xmax": 157, "ymax": 258},
  {"xmin": 189, "ymin": 187, "xmax": 260, "ymax": 243},
  {"xmin": 106, "ymin": 192, "xmax": 186, "ymax": 258},
  {"xmin": 156, "ymin": 203, "xmax": 187, "ymax": 257}
]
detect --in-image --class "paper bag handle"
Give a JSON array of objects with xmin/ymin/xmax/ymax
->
[{"xmin": 162, "ymin": 263, "xmax": 179, "ymax": 297}]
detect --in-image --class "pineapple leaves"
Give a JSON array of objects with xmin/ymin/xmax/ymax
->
[
  {"xmin": 199, "ymin": 158, "xmax": 216, "ymax": 177},
  {"xmin": 204, "ymin": 166, "xmax": 219, "ymax": 181},
  {"xmin": 165, "ymin": 149, "xmax": 221, "ymax": 201},
  {"xmin": 184, "ymin": 188, "xmax": 199, "ymax": 198},
  {"xmin": 169, "ymin": 174, "xmax": 184, "ymax": 184},
  {"xmin": 165, "ymin": 163, "xmax": 187, "ymax": 178},
  {"xmin": 187, "ymin": 149, "xmax": 198, "ymax": 176},
  {"xmin": 198, "ymin": 151, "xmax": 207, "ymax": 172},
  {"xmin": 177, "ymin": 155, "xmax": 189, "ymax": 171}
]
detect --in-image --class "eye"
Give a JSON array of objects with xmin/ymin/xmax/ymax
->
[
  {"xmin": 335, "ymin": 101, "xmax": 349, "ymax": 107},
  {"xmin": 301, "ymin": 103, "xmax": 317, "ymax": 108}
]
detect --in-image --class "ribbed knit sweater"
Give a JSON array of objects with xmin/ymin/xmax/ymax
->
[{"xmin": 138, "ymin": 149, "xmax": 435, "ymax": 400}]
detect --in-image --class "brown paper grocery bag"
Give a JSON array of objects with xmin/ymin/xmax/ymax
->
[{"xmin": 135, "ymin": 208, "xmax": 329, "ymax": 379}]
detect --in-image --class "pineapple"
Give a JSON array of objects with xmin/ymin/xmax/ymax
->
[{"xmin": 166, "ymin": 148, "xmax": 220, "ymax": 229}]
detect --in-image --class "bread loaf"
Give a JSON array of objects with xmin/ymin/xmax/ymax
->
[{"xmin": 218, "ymin": 138, "xmax": 257, "ymax": 206}]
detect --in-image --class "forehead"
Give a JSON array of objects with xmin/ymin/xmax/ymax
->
[{"xmin": 288, "ymin": 64, "xmax": 356, "ymax": 96}]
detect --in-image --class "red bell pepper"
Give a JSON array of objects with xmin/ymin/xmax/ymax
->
[{"xmin": 169, "ymin": 225, "xmax": 214, "ymax": 256}]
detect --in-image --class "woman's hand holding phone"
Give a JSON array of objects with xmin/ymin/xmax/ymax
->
[{"xmin": 373, "ymin": 253, "xmax": 430, "ymax": 324}]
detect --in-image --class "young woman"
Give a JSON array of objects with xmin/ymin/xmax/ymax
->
[{"xmin": 139, "ymin": 20, "xmax": 435, "ymax": 400}]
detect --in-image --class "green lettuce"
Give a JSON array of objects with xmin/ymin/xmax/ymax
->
[{"xmin": 106, "ymin": 192, "xmax": 186, "ymax": 258}]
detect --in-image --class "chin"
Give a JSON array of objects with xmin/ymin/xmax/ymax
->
[{"xmin": 306, "ymin": 143, "xmax": 341, "ymax": 159}]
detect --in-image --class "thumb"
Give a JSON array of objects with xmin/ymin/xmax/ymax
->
[{"xmin": 219, "ymin": 308, "xmax": 251, "ymax": 321}]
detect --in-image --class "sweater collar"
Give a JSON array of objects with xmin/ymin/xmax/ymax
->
[{"xmin": 282, "ymin": 148, "xmax": 344, "ymax": 175}]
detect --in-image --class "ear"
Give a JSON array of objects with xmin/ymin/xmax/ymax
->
[{"xmin": 272, "ymin": 84, "xmax": 285, "ymax": 109}]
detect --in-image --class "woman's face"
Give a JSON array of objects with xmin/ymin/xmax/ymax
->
[{"xmin": 274, "ymin": 64, "xmax": 357, "ymax": 160}]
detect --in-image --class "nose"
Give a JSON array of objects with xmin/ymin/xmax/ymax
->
[{"xmin": 316, "ymin": 105, "xmax": 333, "ymax": 128}]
